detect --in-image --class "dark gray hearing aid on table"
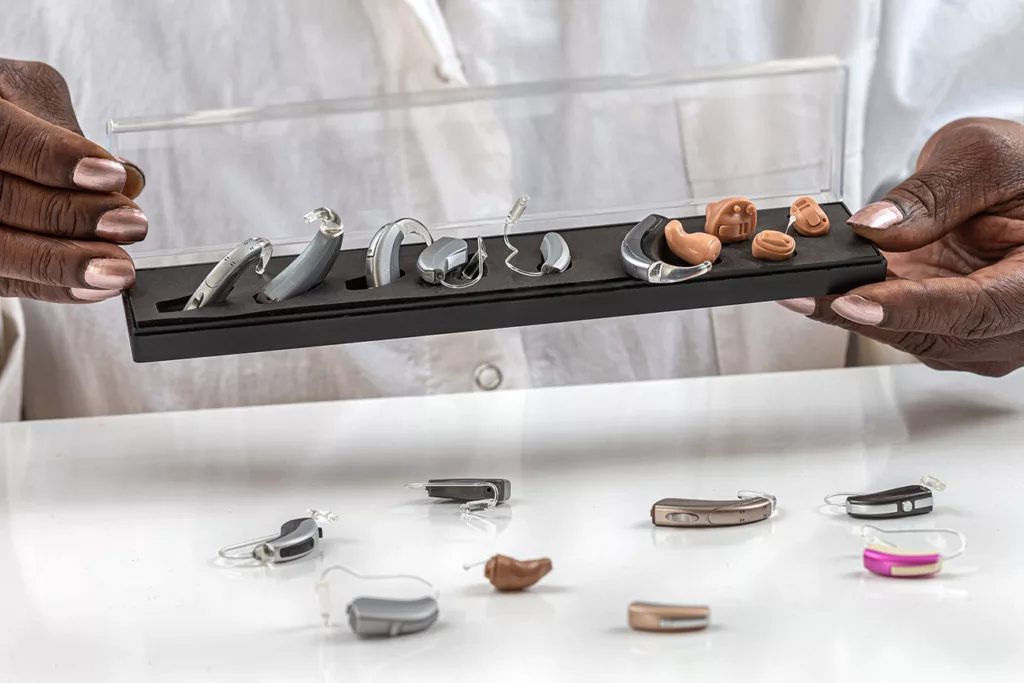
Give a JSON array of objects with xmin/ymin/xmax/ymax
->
[
  {"xmin": 183, "ymin": 237, "xmax": 273, "ymax": 310},
  {"xmin": 256, "ymin": 207, "xmax": 343, "ymax": 303},
  {"xmin": 366, "ymin": 218, "xmax": 434, "ymax": 288}
]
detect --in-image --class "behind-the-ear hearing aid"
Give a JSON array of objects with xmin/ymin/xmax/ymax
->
[
  {"xmin": 825, "ymin": 475, "xmax": 945, "ymax": 519},
  {"xmin": 501, "ymin": 196, "xmax": 572, "ymax": 276},
  {"xmin": 651, "ymin": 491, "xmax": 776, "ymax": 527},
  {"xmin": 316, "ymin": 565, "xmax": 439, "ymax": 637},
  {"xmin": 861, "ymin": 524, "xmax": 966, "ymax": 578},
  {"xmin": 217, "ymin": 509, "xmax": 336, "ymax": 564},
  {"xmin": 628, "ymin": 602, "xmax": 711, "ymax": 632},
  {"xmin": 621, "ymin": 214, "xmax": 713, "ymax": 284},
  {"xmin": 417, "ymin": 236, "xmax": 488, "ymax": 289},
  {"xmin": 366, "ymin": 218, "xmax": 434, "ymax": 288},
  {"xmin": 256, "ymin": 207, "xmax": 343, "ymax": 303},
  {"xmin": 463, "ymin": 554, "xmax": 552, "ymax": 591},
  {"xmin": 183, "ymin": 237, "xmax": 273, "ymax": 310},
  {"xmin": 406, "ymin": 478, "xmax": 511, "ymax": 512}
]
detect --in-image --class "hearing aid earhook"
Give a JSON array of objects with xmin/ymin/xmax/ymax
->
[{"xmin": 501, "ymin": 196, "xmax": 572, "ymax": 276}]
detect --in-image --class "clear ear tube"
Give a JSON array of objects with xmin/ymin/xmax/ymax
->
[{"xmin": 439, "ymin": 236, "xmax": 488, "ymax": 289}]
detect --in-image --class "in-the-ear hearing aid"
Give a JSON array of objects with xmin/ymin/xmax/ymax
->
[
  {"xmin": 751, "ymin": 229, "xmax": 796, "ymax": 261},
  {"xmin": 417, "ymin": 236, "xmax": 488, "ymax": 289},
  {"xmin": 705, "ymin": 197, "xmax": 757, "ymax": 243},
  {"xmin": 316, "ymin": 565, "xmax": 439, "ymax": 637},
  {"xmin": 366, "ymin": 218, "xmax": 434, "ymax": 288},
  {"xmin": 651, "ymin": 491, "xmax": 776, "ymax": 527},
  {"xmin": 217, "ymin": 509, "xmax": 336, "ymax": 564},
  {"xmin": 501, "ymin": 196, "xmax": 572, "ymax": 276},
  {"xmin": 183, "ymin": 237, "xmax": 273, "ymax": 310},
  {"xmin": 861, "ymin": 524, "xmax": 966, "ymax": 578},
  {"xmin": 825, "ymin": 475, "xmax": 945, "ymax": 519},
  {"xmin": 790, "ymin": 196, "xmax": 830, "ymax": 236},
  {"xmin": 463, "ymin": 554, "xmax": 552, "ymax": 591},
  {"xmin": 256, "ymin": 207, "xmax": 343, "ymax": 303},
  {"xmin": 628, "ymin": 602, "xmax": 711, "ymax": 632},
  {"xmin": 664, "ymin": 219, "xmax": 721, "ymax": 266},
  {"xmin": 621, "ymin": 214, "xmax": 713, "ymax": 284},
  {"xmin": 406, "ymin": 478, "xmax": 511, "ymax": 512}
]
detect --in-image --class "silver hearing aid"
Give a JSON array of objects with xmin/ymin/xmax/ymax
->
[
  {"xmin": 183, "ymin": 237, "xmax": 273, "ymax": 310},
  {"xmin": 417, "ymin": 236, "xmax": 488, "ymax": 289},
  {"xmin": 217, "ymin": 509, "xmax": 336, "ymax": 565},
  {"xmin": 256, "ymin": 207, "xmax": 344, "ymax": 303},
  {"xmin": 366, "ymin": 218, "xmax": 434, "ymax": 288},
  {"xmin": 316, "ymin": 565, "xmax": 440, "ymax": 638},
  {"xmin": 501, "ymin": 196, "xmax": 571, "ymax": 276},
  {"xmin": 621, "ymin": 214, "xmax": 712, "ymax": 284}
]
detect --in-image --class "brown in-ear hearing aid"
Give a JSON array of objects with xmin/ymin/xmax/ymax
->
[
  {"xmin": 751, "ymin": 230, "xmax": 796, "ymax": 261},
  {"xmin": 705, "ymin": 197, "xmax": 757, "ymax": 243},
  {"xmin": 665, "ymin": 220, "xmax": 722, "ymax": 266},
  {"xmin": 472, "ymin": 554, "xmax": 553, "ymax": 591},
  {"xmin": 789, "ymin": 196, "xmax": 830, "ymax": 236},
  {"xmin": 628, "ymin": 602, "xmax": 710, "ymax": 632}
]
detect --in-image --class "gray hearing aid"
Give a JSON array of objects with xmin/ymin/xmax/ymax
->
[
  {"xmin": 347, "ymin": 597, "xmax": 440, "ymax": 637},
  {"xmin": 217, "ymin": 516, "xmax": 325, "ymax": 564},
  {"xmin": 417, "ymin": 236, "xmax": 488, "ymax": 289},
  {"xmin": 366, "ymin": 218, "xmax": 434, "ymax": 288},
  {"xmin": 621, "ymin": 213, "xmax": 712, "ymax": 284},
  {"xmin": 183, "ymin": 237, "xmax": 273, "ymax": 311},
  {"xmin": 256, "ymin": 207, "xmax": 343, "ymax": 303},
  {"xmin": 502, "ymin": 196, "xmax": 572, "ymax": 276}
]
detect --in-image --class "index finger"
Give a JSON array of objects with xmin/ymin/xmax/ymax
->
[{"xmin": 0, "ymin": 99, "xmax": 126, "ymax": 193}]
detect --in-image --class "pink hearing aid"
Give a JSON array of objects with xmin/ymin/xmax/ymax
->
[{"xmin": 861, "ymin": 525, "xmax": 966, "ymax": 578}]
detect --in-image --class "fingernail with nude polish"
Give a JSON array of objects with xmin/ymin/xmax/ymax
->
[
  {"xmin": 777, "ymin": 297, "xmax": 816, "ymax": 316},
  {"xmin": 83, "ymin": 258, "xmax": 135, "ymax": 290},
  {"xmin": 72, "ymin": 158, "xmax": 127, "ymax": 193},
  {"xmin": 848, "ymin": 201, "xmax": 904, "ymax": 231},
  {"xmin": 70, "ymin": 288, "xmax": 121, "ymax": 302},
  {"xmin": 96, "ymin": 207, "xmax": 148, "ymax": 242},
  {"xmin": 831, "ymin": 295, "xmax": 884, "ymax": 326}
]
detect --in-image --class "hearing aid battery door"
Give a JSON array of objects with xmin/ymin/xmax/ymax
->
[
  {"xmin": 845, "ymin": 485, "xmax": 934, "ymax": 519},
  {"xmin": 426, "ymin": 478, "xmax": 511, "ymax": 503}
]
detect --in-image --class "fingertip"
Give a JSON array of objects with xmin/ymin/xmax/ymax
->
[
  {"xmin": 70, "ymin": 287, "xmax": 121, "ymax": 302},
  {"xmin": 831, "ymin": 295, "xmax": 884, "ymax": 327},
  {"xmin": 777, "ymin": 297, "xmax": 816, "ymax": 316},
  {"xmin": 116, "ymin": 157, "xmax": 146, "ymax": 199}
]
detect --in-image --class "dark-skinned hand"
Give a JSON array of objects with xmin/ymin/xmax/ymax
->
[
  {"xmin": 779, "ymin": 117, "xmax": 1024, "ymax": 377},
  {"xmin": 0, "ymin": 58, "xmax": 147, "ymax": 303}
]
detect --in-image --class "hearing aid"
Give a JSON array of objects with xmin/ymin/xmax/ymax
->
[
  {"xmin": 417, "ymin": 236, "xmax": 488, "ymax": 289},
  {"xmin": 628, "ymin": 602, "xmax": 711, "ymax": 632},
  {"xmin": 406, "ymin": 478, "xmax": 511, "ymax": 512},
  {"xmin": 366, "ymin": 218, "xmax": 434, "ymax": 288},
  {"xmin": 704, "ymin": 197, "xmax": 757, "ymax": 243},
  {"xmin": 256, "ymin": 207, "xmax": 343, "ymax": 303},
  {"xmin": 664, "ymin": 219, "xmax": 721, "ymax": 266},
  {"xmin": 860, "ymin": 525, "xmax": 966, "ymax": 578},
  {"xmin": 501, "ymin": 196, "xmax": 572, "ymax": 276},
  {"xmin": 316, "ymin": 565, "xmax": 440, "ymax": 637},
  {"xmin": 183, "ymin": 237, "xmax": 273, "ymax": 310},
  {"xmin": 463, "ymin": 554, "xmax": 553, "ymax": 591},
  {"xmin": 217, "ymin": 509, "xmax": 335, "ymax": 564},
  {"xmin": 790, "ymin": 196, "xmax": 830, "ymax": 236},
  {"xmin": 651, "ymin": 491, "xmax": 776, "ymax": 527},
  {"xmin": 621, "ymin": 214, "xmax": 713, "ymax": 284},
  {"xmin": 751, "ymin": 230, "xmax": 796, "ymax": 261},
  {"xmin": 825, "ymin": 475, "xmax": 945, "ymax": 519}
]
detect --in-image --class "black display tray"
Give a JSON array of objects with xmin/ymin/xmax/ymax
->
[{"xmin": 123, "ymin": 202, "xmax": 886, "ymax": 362}]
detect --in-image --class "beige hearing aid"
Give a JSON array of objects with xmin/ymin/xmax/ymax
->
[
  {"xmin": 751, "ymin": 230, "xmax": 796, "ymax": 261},
  {"xmin": 705, "ymin": 197, "xmax": 757, "ymax": 243},
  {"xmin": 789, "ymin": 196, "xmax": 830, "ymax": 236},
  {"xmin": 628, "ymin": 602, "xmax": 710, "ymax": 632},
  {"xmin": 665, "ymin": 220, "xmax": 722, "ymax": 266},
  {"xmin": 464, "ymin": 554, "xmax": 553, "ymax": 592}
]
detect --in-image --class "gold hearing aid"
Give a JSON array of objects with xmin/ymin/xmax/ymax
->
[
  {"xmin": 651, "ymin": 491, "xmax": 776, "ymax": 527},
  {"xmin": 463, "ymin": 554, "xmax": 553, "ymax": 592}
]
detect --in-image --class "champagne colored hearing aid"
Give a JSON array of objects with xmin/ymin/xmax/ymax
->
[
  {"xmin": 651, "ymin": 491, "xmax": 776, "ymax": 527},
  {"xmin": 628, "ymin": 602, "xmax": 710, "ymax": 632}
]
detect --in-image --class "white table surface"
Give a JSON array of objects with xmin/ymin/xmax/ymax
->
[{"xmin": 2, "ymin": 363, "xmax": 1023, "ymax": 682}]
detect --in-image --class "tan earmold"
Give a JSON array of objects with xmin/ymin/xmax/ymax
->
[
  {"xmin": 790, "ymin": 196, "xmax": 830, "ymax": 237},
  {"xmin": 665, "ymin": 220, "xmax": 721, "ymax": 265},
  {"xmin": 484, "ymin": 554, "xmax": 553, "ymax": 591},
  {"xmin": 751, "ymin": 230, "xmax": 796, "ymax": 261},
  {"xmin": 705, "ymin": 197, "xmax": 757, "ymax": 243}
]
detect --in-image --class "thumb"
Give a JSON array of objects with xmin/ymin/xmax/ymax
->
[{"xmin": 847, "ymin": 119, "xmax": 1024, "ymax": 251}]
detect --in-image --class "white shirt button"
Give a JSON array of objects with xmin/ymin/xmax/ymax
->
[{"xmin": 474, "ymin": 363, "xmax": 502, "ymax": 391}]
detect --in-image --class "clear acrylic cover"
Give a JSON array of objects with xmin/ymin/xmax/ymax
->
[{"xmin": 108, "ymin": 56, "xmax": 847, "ymax": 268}]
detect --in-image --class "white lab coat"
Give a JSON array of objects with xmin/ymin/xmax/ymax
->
[{"xmin": 0, "ymin": 0, "xmax": 1021, "ymax": 420}]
